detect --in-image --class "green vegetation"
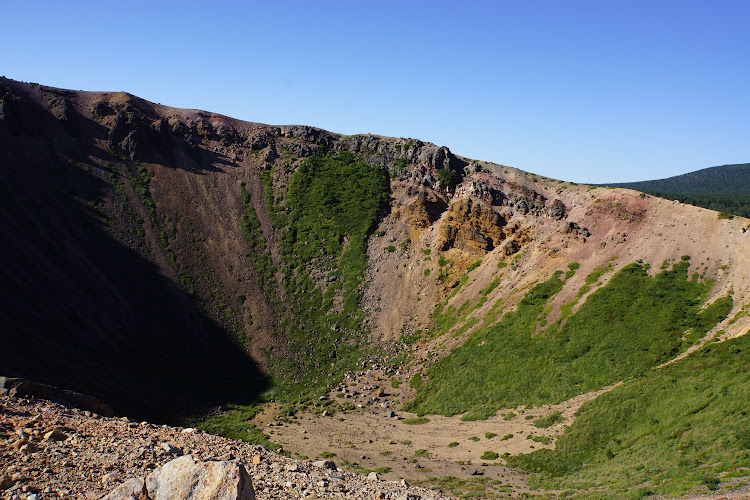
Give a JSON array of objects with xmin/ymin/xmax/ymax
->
[
  {"xmin": 500, "ymin": 433, "xmax": 514, "ymax": 441},
  {"xmin": 403, "ymin": 417, "xmax": 430, "ymax": 425},
  {"xmin": 527, "ymin": 435, "xmax": 552, "ymax": 445},
  {"xmin": 481, "ymin": 451, "xmax": 499, "ymax": 460},
  {"xmin": 466, "ymin": 259, "xmax": 482, "ymax": 273},
  {"xmin": 438, "ymin": 168, "xmax": 462, "ymax": 189},
  {"xmin": 267, "ymin": 152, "xmax": 390, "ymax": 398},
  {"xmin": 508, "ymin": 332, "xmax": 750, "ymax": 496},
  {"xmin": 319, "ymin": 451, "xmax": 336, "ymax": 459},
  {"xmin": 485, "ymin": 432, "xmax": 497, "ymax": 439},
  {"xmin": 418, "ymin": 475, "xmax": 503, "ymax": 499},
  {"xmin": 448, "ymin": 441, "xmax": 460, "ymax": 448},
  {"xmin": 534, "ymin": 411, "xmax": 563, "ymax": 428},
  {"xmin": 404, "ymin": 260, "xmax": 731, "ymax": 418},
  {"xmin": 186, "ymin": 405, "xmax": 280, "ymax": 450},
  {"xmin": 584, "ymin": 263, "xmax": 612, "ymax": 285},
  {"xmin": 239, "ymin": 182, "xmax": 276, "ymax": 297},
  {"xmin": 605, "ymin": 163, "xmax": 750, "ymax": 218}
]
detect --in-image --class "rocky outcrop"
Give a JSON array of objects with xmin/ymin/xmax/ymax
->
[
  {"xmin": 436, "ymin": 198, "xmax": 508, "ymax": 254},
  {"xmin": 0, "ymin": 377, "xmax": 113, "ymax": 416}
]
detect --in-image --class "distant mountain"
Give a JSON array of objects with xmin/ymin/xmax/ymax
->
[{"xmin": 605, "ymin": 163, "xmax": 750, "ymax": 218}]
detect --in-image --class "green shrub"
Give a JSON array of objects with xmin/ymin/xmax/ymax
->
[
  {"xmin": 319, "ymin": 451, "xmax": 336, "ymax": 459},
  {"xmin": 534, "ymin": 411, "xmax": 563, "ymax": 428},
  {"xmin": 386, "ymin": 245, "xmax": 396, "ymax": 252},
  {"xmin": 466, "ymin": 259, "xmax": 482, "ymax": 272},
  {"xmin": 448, "ymin": 442, "xmax": 459, "ymax": 448},
  {"xmin": 527, "ymin": 435, "xmax": 551, "ymax": 445},
  {"xmin": 438, "ymin": 168, "xmax": 461, "ymax": 189},
  {"xmin": 485, "ymin": 432, "xmax": 497, "ymax": 439},
  {"xmin": 404, "ymin": 417, "xmax": 430, "ymax": 425},
  {"xmin": 481, "ymin": 451, "xmax": 499, "ymax": 460},
  {"xmin": 702, "ymin": 476, "xmax": 720, "ymax": 491}
]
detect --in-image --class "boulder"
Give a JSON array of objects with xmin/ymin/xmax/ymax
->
[
  {"xmin": 145, "ymin": 455, "xmax": 255, "ymax": 500},
  {"xmin": 44, "ymin": 429, "xmax": 69, "ymax": 442},
  {"xmin": 312, "ymin": 460, "xmax": 336, "ymax": 470}
]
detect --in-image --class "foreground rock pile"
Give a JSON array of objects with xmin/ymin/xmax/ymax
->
[{"xmin": 0, "ymin": 395, "xmax": 452, "ymax": 500}]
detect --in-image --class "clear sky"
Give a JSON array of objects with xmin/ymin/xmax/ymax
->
[{"xmin": 3, "ymin": 1, "xmax": 748, "ymax": 183}]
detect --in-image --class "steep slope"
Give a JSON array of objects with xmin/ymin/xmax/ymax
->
[{"xmin": 606, "ymin": 163, "xmax": 750, "ymax": 218}]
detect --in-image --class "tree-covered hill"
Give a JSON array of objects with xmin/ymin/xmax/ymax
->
[{"xmin": 605, "ymin": 163, "xmax": 750, "ymax": 218}]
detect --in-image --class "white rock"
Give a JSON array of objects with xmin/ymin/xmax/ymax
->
[{"xmin": 145, "ymin": 455, "xmax": 255, "ymax": 499}]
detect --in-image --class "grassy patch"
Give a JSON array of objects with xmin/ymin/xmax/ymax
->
[
  {"xmin": 467, "ymin": 259, "xmax": 483, "ymax": 273},
  {"xmin": 186, "ymin": 404, "xmax": 280, "ymax": 450},
  {"xmin": 405, "ymin": 260, "xmax": 731, "ymax": 418},
  {"xmin": 527, "ymin": 434, "xmax": 552, "ymax": 445},
  {"xmin": 508, "ymin": 332, "xmax": 750, "ymax": 496},
  {"xmin": 404, "ymin": 417, "xmax": 430, "ymax": 425},
  {"xmin": 481, "ymin": 451, "xmax": 499, "ymax": 460},
  {"xmin": 418, "ymin": 476, "xmax": 500, "ymax": 498},
  {"xmin": 534, "ymin": 411, "xmax": 563, "ymax": 428}
]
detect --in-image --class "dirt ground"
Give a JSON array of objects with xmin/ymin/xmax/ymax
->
[{"xmin": 254, "ymin": 365, "xmax": 620, "ymax": 496}]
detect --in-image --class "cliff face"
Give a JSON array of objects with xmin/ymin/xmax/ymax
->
[{"xmin": 2, "ymin": 78, "xmax": 749, "ymax": 422}]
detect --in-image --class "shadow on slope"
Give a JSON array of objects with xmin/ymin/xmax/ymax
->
[{"xmin": 0, "ymin": 85, "xmax": 268, "ymax": 424}]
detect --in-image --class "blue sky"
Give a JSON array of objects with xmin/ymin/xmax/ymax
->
[{"xmin": 3, "ymin": 1, "xmax": 748, "ymax": 183}]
